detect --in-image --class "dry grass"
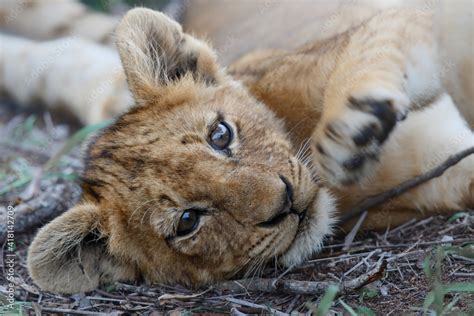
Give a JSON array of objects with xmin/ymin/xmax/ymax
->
[{"xmin": 0, "ymin": 106, "xmax": 473, "ymax": 315}]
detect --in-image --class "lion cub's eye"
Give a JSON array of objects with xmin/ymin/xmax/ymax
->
[
  {"xmin": 209, "ymin": 122, "xmax": 233, "ymax": 151},
  {"xmin": 177, "ymin": 210, "xmax": 200, "ymax": 236}
]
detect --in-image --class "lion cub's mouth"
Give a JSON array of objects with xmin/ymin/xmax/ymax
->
[
  {"xmin": 257, "ymin": 206, "xmax": 306, "ymax": 228},
  {"xmin": 257, "ymin": 175, "xmax": 307, "ymax": 228}
]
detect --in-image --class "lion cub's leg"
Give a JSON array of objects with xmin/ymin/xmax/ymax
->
[{"xmin": 313, "ymin": 10, "xmax": 442, "ymax": 186}]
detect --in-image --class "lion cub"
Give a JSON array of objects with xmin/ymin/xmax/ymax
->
[{"xmin": 27, "ymin": 8, "xmax": 473, "ymax": 293}]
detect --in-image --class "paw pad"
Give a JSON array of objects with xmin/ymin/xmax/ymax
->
[
  {"xmin": 349, "ymin": 97, "xmax": 397, "ymax": 144},
  {"xmin": 314, "ymin": 95, "xmax": 404, "ymax": 186},
  {"xmin": 343, "ymin": 155, "xmax": 365, "ymax": 171}
]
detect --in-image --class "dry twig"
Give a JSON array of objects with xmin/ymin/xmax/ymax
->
[
  {"xmin": 226, "ymin": 297, "xmax": 289, "ymax": 316},
  {"xmin": 24, "ymin": 306, "xmax": 109, "ymax": 315},
  {"xmin": 158, "ymin": 288, "xmax": 211, "ymax": 305},
  {"xmin": 343, "ymin": 211, "xmax": 368, "ymax": 250},
  {"xmin": 214, "ymin": 258, "xmax": 386, "ymax": 296}
]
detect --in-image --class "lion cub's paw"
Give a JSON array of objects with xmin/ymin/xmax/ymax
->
[{"xmin": 313, "ymin": 89, "xmax": 409, "ymax": 186}]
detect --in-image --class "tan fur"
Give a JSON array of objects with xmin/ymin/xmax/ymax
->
[
  {"xmin": 27, "ymin": 6, "xmax": 473, "ymax": 293},
  {"xmin": 0, "ymin": 0, "xmax": 117, "ymax": 45},
  {"xmin": 0, "ymin": 34, "xmax": 132, "ymax": 124},
  {"xmin": 185, "ymin": 0, "xmax": 474, "ymax": 126}
]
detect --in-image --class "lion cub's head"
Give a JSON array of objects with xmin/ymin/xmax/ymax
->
[{"xmin": 27, "ymin": 8, "xmax": 336, "ymax": 294}]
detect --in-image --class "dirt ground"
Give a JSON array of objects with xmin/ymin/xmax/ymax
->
[{"xmin": 1, "ymin": 102, "xmax": 473, "ymax": 315}]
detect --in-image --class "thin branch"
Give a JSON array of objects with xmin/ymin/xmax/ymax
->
[
  {"xmin": 340, "ymin": 147, "xmax": 474, "ymax": 224},
  {"xmin": 158, "ymin": 288, "xmax": 211, "ymax": 305},
  {"xmin": 321, "ymin": 238, "xmax": 474, "ymax": 256},
  {"xmin": 24, "ymin": 306, "xmax": 109, "ymax": 315},
  {"xmin": 343, "ymin": 211, "xmax": 367, "ymax": 251},
  {"xmin": 214, "ymin": 259, "xmax": 386, "ymax": 296},
  {"xmin": 226, "ymin": 297, "xmax": 289, "ymax": 316}
]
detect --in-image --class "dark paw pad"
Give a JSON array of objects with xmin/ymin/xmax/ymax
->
[
  {"xmin": 352, "ymin": 124, "xmax": 378, "ymax": 146},
  {"xmin": 343, "ymin": 155, "xmax": 365, "ymax": 171},
  {"xmin": 349, "ymin": 97, "xmax": 398, "ymax": 144}
]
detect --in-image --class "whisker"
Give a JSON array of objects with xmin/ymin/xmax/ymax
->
[
  {"xmin": 128, "ymin": 198, "xmax": 161, "ymax": 225},
  {"xmin": 285, "ymin": 117, "xmax": 310, "ymax": 139}
]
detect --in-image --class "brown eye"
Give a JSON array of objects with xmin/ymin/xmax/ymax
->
[
  {"xmin": 209, "ymin": 122, "xmax": 233, "ymax": 150},
  {"xmin": 177, "ymin": 210, "xmax": 200, "ymax": 236}
]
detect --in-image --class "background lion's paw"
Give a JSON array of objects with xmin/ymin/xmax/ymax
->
[{"xmin": 313, "ymin": 90, "xmax": 409, "ymax": 186}]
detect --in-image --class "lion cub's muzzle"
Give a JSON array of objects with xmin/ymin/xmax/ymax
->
[{"xmin": 257, "ymin": 175, "xmax": 306, "ymax": 228}]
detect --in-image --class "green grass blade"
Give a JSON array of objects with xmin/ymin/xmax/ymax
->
[
  {"xmin": 444, "ymin": 283, "xmax": 474, "ymax": 293},
  {"xmin": 44, "ymin": 119, "xmax": 113, "ymax": 171},
  {"xmin": 315, "ymin": 284, "xmax": 339, "ymax": 316},
  {"xmin": 339, "ymin": 300, "xmax": 357, "ymax": 316},
  {"xmin": 356, "ymin": 305, "xmax": 377, "ymax": 316},
  {"xmin": 0, "ymin": 174, "xmax": 32, "ymax": 195},
  {"xmin": 448, "ymin": 212, "xmax": 472, "ymax": 222},
  {"xmin": 423, "ymin": 291, "xmax": 435, "ymax": 312}
]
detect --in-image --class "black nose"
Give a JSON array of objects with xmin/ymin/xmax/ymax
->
[
  {"xmin": 279, "ymin": 175, "xmax": 294, "ymax": 206},
  {"xmin": 257, "ymin": 175, "xmax": 296, "ymax": 228}
]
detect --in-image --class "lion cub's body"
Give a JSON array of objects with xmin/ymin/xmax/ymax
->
[
  {"xmin": 26, "ymin": 4, "xmax": 473, "ymax": 293},
  {"xmin": 186, "ymin": 0, "xmax": 474, "ymax": 127},
  {"xmin": 228, "ymin": 8, "xmax": 473, "ymax": 228}
]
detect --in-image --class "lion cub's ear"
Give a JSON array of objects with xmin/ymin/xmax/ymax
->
[
  {"xmin": 27, "ymin": 203, "xmax": 136, "ymax": 294},
  {"xmin": 115, "ymin": 8, "xmax": 224, "ymax": 105}
]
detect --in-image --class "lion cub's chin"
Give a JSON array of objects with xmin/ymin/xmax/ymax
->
[{"xmin": 280, "ymin": 188, "xmax": 337, "ymax": 267}]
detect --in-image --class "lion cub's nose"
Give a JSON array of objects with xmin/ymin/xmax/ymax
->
[
  {"xmin": 279, "ymin": 175, "xmax": 294, "ymax": 206},
  {"xmin": 257, "ymin": 175, "xmax": 294, "ymax": 228}
]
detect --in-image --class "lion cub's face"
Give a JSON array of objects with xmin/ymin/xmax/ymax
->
[
  {"xmin": 84, "ymin": 83, "xmax": 318, "ymax": 285},
  {"xmin": 27, "ymin": 9, "xmax": 335, "ymax": 294}
]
